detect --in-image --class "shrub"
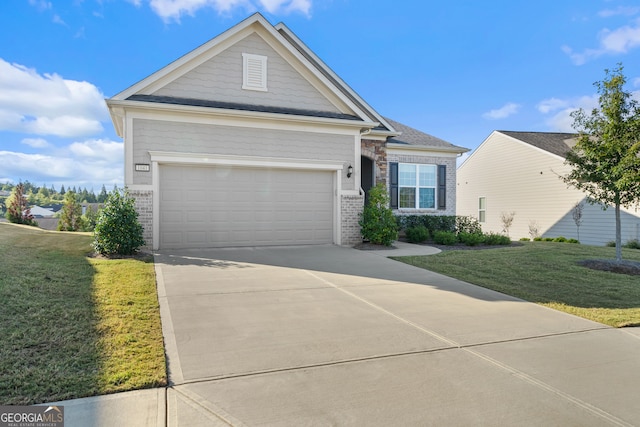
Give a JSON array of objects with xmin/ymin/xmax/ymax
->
[
  {"xmin": 455, "ymin": 216, "xmax": 482, "ymax": 235},
  {"xmin": 433, "ymin": 231, "xmax": 458, "ymax": 245},
  {"xmin": 533, "ymin": 237, "xmax": 543, "ymax": 241},
  {"xmin": 93, "ymin": 189, "xmax": 145, "ymax": 255},
  {"xmin": 520, "ymin": 237, "xmax": 530, "ymax": 242},
  {"xmin": 458, "ymin": 232, "xmax": 485, "ymax": 246},
  {"xmin": 553, "ymin": 236, "xmax": 568, "ymax": 242},
  {"xmin": 543, "ymin": 237, "xmax": 554, "ymax": 242},
  {"xmin": 359, "ymin": 183, "xmax": 398, "ymax": 246},
  {"xmin": 405, "ymin": 226, "xmax": 430, "ymax": 243},
  {"xmin": 606, "ymin": 241, "xmax": 616, "ymax": 247},
  {"xmin": 484, "ymin": 233, "xmax": 511, "ymax": 245},
  {"xmin": 567, "ymin": 238, "xmax": 580, "ymax": 244},
  {"xmin": 624, "ymin": 239, "xmax": 640, "ymax": 250}
]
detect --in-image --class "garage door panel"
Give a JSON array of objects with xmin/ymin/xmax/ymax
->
[{"xmin": 160, "ymin": 165, "xmax": 334, "ymax": 248}]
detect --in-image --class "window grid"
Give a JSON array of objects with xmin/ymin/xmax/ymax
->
[{"xmin": 398, "ymin": 163, "xmax": 436, "ymax": 209}]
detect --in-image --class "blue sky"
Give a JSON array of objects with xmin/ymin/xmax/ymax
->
[{"xmin": 1, "ymin": 0, "xmax": 639, "ymax": 192}]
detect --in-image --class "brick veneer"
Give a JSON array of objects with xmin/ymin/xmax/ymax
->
[
  {"xmin": 341, "ymin": 193, "xmax": 364, "ymax": 245},
  {"xmin": 130, "ymin": 189, "xmax": 153, "ymax": 249},
  {"xmin": 361, "ymin": 139, "xmax": 387, "ymax": 186}
]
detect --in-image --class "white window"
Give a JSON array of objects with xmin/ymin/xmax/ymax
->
[
  {"xmin": 478, "ymin": 197, "xmax": 486, "ymax": 222},
  {"xmin": 242, "ymin": 53, "xmax": 267, "ymax": 92},
  {"xmin": 398, "ymin": 164, "xmax": 437, "ymax": 209}
]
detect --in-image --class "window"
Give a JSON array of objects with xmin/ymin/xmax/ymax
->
[
  {"xmin": 398, "ymin": 164, "xmax": 437, "ymax": 209},
  {"xmin": 478, "ymin": 197, "xmax": 486, "ymax": 222},
  {"xmin": 242, "ymin": 53, "xmax": 267, "ymax": 92}
]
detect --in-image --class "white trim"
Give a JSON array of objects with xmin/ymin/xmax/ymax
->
[
  {"xmin": 148, "ymin": 151, "xmax": 345, "ymax": 171},
  {"xmin": 387, "ymin": 143, "xmax": 467, "ymax": 156},
  {"xmin": 152, "ymin": 162, "xmax": 160, "ymax": 251}
]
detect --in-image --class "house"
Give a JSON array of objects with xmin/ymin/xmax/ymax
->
[
  {"xmin": 107, "ymin": 13, "xmax": 468, "ymax": 250},
  {"xmin": 456, "ymin": 130, "xmax": 640, "ymax": 245}
]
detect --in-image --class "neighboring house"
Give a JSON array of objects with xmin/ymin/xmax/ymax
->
[
  {"xmin": 30, "ymin": 205, "xmax": 56, "ymax": 218},
  {"xmin": 457, "ymin": 130, "xmax": 640, "ymax": 245},
  {"xmin": 107, "ymin": 13, "xmax": 467, "ymax": 250}
]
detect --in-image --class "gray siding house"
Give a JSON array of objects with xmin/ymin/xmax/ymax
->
[
  {"xmin": 457, "ymin": 130, "xmax": 640, "ymax": 245},
  {"xmin": 107, "ymin": 13, "xmax": 467, "ymax": 250}
]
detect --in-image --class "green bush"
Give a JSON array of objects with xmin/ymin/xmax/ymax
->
[
  {"xmin": 458, "ymin": 232, "xmax": 485, "ymax": 246},
  {"xmin": 93, "ymin": 189, "xmax": 145, "ymax": 255},
  {"xmin": 484, "ymin": 233, "xmax": 511, "ymax": 245},
  {"xmin": 359, "ymin": 183, "xmax": 398, "ymax": 246},
  {"xmin": 405, "ymin": 226, "xmax": 430, "ymax": 243},
  {"xmin": 520, "ymin": 237, "xmax": 531, "ymax": 241},
  {"xmin": 553, "ymin": 236, "xmax": 568, "ymax": 242},
  {"xmin": 543, "ymin": 237, "xmax": 554, "ymax": 242},
  {"xmin": 567, "ymin": 238, "xmax": 580, "ymax": 244},
  {"xmin": 606, "ymin": 241, "xmax": 616, "ymax": 247},
  {"xmin": 455, "ymin": 216, "xmax": 482, "ymax": 235},
  {"xmin": 433, "ymin": 231, "xmax": 458, "ymax": 245},
  {"xmin": 533, "ymin": 237, "xmax": 543, "ymax": 241},
  {"xmin": 624, "ymin": 239, "xmax": 640, "ymax": 249}
]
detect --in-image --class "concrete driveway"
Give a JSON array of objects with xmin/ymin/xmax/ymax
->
[{"xmin": 154, "ymin": 244, "xmax": 640, "ymax": 426}]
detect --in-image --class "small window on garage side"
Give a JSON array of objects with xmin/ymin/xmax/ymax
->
[
  {"xmin": 242, "ymin": 53, "xmax": 267, "ymax": 92},
  {"xmin": 478, "ymin": 197, "xmax": 486, "ymax": 222}
]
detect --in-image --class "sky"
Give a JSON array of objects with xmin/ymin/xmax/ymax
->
[{"xmin": 1, "ymin": 0, "xmax": 639, "ymax": 192}]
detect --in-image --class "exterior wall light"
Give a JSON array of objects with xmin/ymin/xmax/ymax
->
[{"xmin": 347, "ymin": 164, "xmax": 353, "ymax": 178}]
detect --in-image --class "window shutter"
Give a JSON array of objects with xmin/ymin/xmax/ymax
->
[
  {"xmin": 437, "ymin": 165, "xmax": 446, "ymax": 210},
  {"xmin": 390, "ymin": 162, "xmax": 398, "ymax": 209}
]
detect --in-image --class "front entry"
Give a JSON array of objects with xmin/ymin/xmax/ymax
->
[{"xmin": 361, "ymin": 156, "xmax": 374, "ymax": 205}]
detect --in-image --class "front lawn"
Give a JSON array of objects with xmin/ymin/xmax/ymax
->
[
  {"xmin": 393, "ymin": 242, "xmax": 640, "ymax": 327},
  {"xmin": 0, "ymin": 223, "xmax": 166, "ymax": 405}
]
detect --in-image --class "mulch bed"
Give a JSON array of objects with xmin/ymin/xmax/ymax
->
[{"xmin": 578, "ymin": 259, "xmax": 640, "ymax": 276}]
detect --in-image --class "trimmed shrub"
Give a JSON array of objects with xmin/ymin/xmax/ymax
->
[
  {"xmin": 567, "ymin": 238, "xmax": 580, "ymax": 244},
  {"xmin": 359, "ymin": 183, "xmax": 398, "ymax": 246},
  {"xmin": 624, "ymin": 239, "xmax": 640, "ymax": 250},
  {"xmin": 433, "ymin": 230, "xmax": 458, "ymax": 245},
  {"xmin": 606, "ymin": 241, "xmax": 616, "ymax": 247},
  {"xmin": 543, "ymin": 237, "xmax": 554, "ymax": 242},
  {"xmin": 553, "ymin": 236, "xmax": 568, "ymax": 242},
  {"xmin": 484, "ymin": 233, "xmax": 511, "ymax": 245},
  {"xmin": 455, "ymin": 216, "xmax": 482, "ymax": 235},
  {"xmin": 520, "ymin": 237, "xmax": 531, "ymax": 241},
  {"xmin": 93, "ymin": 188, "xmax": 145, "ymax": 255},
  {"xmin": 458, "ymin": 232, "xmax": 485, "ymax": 246},
  {"xmin": 533, "ymin": 237, "xmax": 543, "ymax": 241},
  {"xmin": 405, "ymin": 226, "xmax": 430, "ymax": 243}
]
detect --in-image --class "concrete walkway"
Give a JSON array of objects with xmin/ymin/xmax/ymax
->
[{"xmin": 45, "ymin": 244, "xmax": 640, "ymax": 426}]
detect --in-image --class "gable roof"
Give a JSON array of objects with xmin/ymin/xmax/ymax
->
[
  {"xmin": 108, "ymin": 13, "xmax": 389, "ymax": 134},
  {"xmin": 500, "ymin": 131, "xmax": 577, "ymax": 158},
  {"xmin": 385, "ymin": 118, "xmax": 468, "ymax": 153}
]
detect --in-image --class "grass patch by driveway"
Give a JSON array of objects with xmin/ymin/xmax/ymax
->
[
  {"xmin": 0, "ymin": 223, "xmax": 166, "ymax": 405},
  {"xmin": 393, "ymin": 242, "xmax": 640, "ymax": 328}
]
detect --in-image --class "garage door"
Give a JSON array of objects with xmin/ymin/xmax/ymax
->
[{"xmin": 159, "ymin": 164, "xmax": 334, "ymax": 249}]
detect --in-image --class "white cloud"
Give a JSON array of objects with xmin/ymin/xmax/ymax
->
[
  {"xmin": 21, "ymin": 138, "xmax": 50, "ymax": 148},
  {"xmin": 633, "ymin": 77, "xmax": 640, "ymax": 87},
  {"xmin": 482, "ymin": 102, "xmax": 520, "ymax": 120},
  {"xmin": 0, "ymin": 139, "xmax": 124, "ymax": 189},
  {"xmin": 142, "ymin": 0, "xmax": 311, "ymax": 22},
  {"xmin": 598, "ymin": 6, "xmax": 640, "ymax": 18},
  {"xmin": 28, "ymin": 0, "xmax": 52, "ymax": 12},
  {"xmin": 0, "ymin": 58, "xmax": 108, "ymax": 137},
  {"xmin": 563, "ymin": 18, "xmax": 640, "ymax": 65},
  {"xmin": 538, "ymin": 95, "xmax": 599, "ymax": 132}
]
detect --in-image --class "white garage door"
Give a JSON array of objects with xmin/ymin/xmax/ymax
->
[{"xmin": 159, "ymin": 164, "xmax": 334, "ymax": 249}]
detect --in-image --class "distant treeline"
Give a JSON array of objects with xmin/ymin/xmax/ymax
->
[{"xmin": 0, "ymin": 181, "xmax": 115, "ymax": 206}]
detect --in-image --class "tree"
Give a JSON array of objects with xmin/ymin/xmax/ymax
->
[
  {"xmin": 562, "ymin": 64, "xmax": 640, "ymax": 262},
  {"xmin": 93, "ymin": 188, "xmax": 145, "ymax": 255},
  {"xmin": 98, "ymin": 185, "xmax": 108, "ymax": 203},
  {"xmin": 500, "ymin": 211, "xmax": 515, "ymax": 237},
  {"xmin": 572, "ymin": 201, "xmax": 584, "ymax": 242},
  {"xmin": 5, "ymin": 183, "xmax": 37, "ymax": 226},
  {"xmin": 57, "ymin": 191, "xmax": 83, "ymax": 231},
  {"xmin": 359, "ymin": 183, "xmax": 398, "ymax": 246}
]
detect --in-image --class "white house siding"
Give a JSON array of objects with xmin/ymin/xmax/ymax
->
[
  {"xmin": 131, "ymin": 118, "xmax": 356, "ymax": 191},
  {"xmin": 457, "ymin": 131, "xmax": 640, "ymax": 245},
  {"xmin": 387, "ymin": 152, "xmax": 458, "ymax": 216},
  {"xmin": 152, "ymin": 33, "xmax": 340, "ymax": 114}
]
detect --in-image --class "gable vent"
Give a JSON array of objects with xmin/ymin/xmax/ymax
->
[{"xmin": 242, "ymin": 53, "xmax": 267, "ymax": 92}]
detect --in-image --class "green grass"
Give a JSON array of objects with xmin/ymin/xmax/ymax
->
[
  {"xmin": 0, "ymin": 223, "xmax": 166, "ymax": 405},
  {"xmin": 393, "ymin": 242, "xmax": 640, "ymax": 328}
]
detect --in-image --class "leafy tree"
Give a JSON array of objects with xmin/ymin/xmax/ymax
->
[
  {"xmin": 5, "ymin": 183, "xmax": 37, "ymax": 226},
  {"xmin": 93, "ymin": 188, "xmax": 145, "ymax": 255},
  {"xmin": 359, "ymin": 183, "xmax": 398, "ymax": 246},
  {"xmin": 57, "ymin": 191, "xmax": 83, "ymax": 231},
  {"xmin": 562, "ymin": 64, "xmax": 640, "ymax": 262}
]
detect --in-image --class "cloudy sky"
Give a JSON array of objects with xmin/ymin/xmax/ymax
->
[{"xmin": 1, "ymin": 0, "xmax": 639, "ymax": 191}]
